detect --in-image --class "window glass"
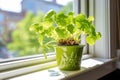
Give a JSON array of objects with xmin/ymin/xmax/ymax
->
[
  {"xmin": 0, "ymin": 13, "xmax": 4, "ymax": 22},
  {"xmin": 0, "ymin": 0, "xmax": 73, "ymax": 60}
]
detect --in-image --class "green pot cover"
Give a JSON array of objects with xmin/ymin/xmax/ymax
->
[{"xmin": 55, "ymin": 45, "xmax": 84, "ymax": 71}]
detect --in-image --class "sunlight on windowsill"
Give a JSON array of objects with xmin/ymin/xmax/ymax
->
[{"xmin": 9, "ymin": 58, "xmax": 112, "ymax": 80}]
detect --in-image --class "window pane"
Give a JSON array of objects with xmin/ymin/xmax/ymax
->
[{"xmin": 0, "ymin": 0, "xmax": 73, "ymax": 60}]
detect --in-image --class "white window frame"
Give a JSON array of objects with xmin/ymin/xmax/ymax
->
[
  {"xmin": 0, "ymin": 0, "xmax": 91, "ymax": 68},
  {"xmin": 92, "ymin": 0, "xmax": 111, "ymax": 58},
  {"xmin": 0, "ymin": 1, "xmax": 92, "ymax": 79},
  {"xmin": 0, "ymin": 0, "xmax": 111, "ymax": 70},
  {"xmin": 80, "ymin": 0, "xmax": 112, "ymax": 59},
  {"xmin": 0, "ymin": 0, "xmax": 118, "ymax": 80}
]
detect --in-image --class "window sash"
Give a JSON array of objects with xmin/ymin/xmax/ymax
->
[
  {"xmin": 0, "ymin": 0, "xmax": 114, "ymax": 79},
  {"xmin": 0, "ymin": 61, "xmax": 57, "ymax": 80},
  {"xmin": 0, "ymin": 53, "xmax": 55, "ymax": 72},
  {"xmin": 0, "ymin": 0, "xmax": 93, "ymax": 65},
  {"xmin": 0, "ymin": 1, "xmax": 93, "ymax": 79}
]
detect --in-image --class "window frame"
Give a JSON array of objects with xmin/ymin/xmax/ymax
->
[
  {"xmin": 79, "ymin": 0, "xmax": 117, "ymax": 59},
  {"xmin": 0, "ymin": 1, "xmax": 93, "ymax": 79},
  {"xmin": 0, "ymin": 53, "xmax": 55, "ymax": 71},
  {"xmin": 0, "ymin": 0, "xmax": 117, "ymax": 79},
  {"xmin": 93, "ymin": 0, "xmax": 111, "ymax": 58},
  {"xmin": 0, "ymin": 0, "xmax": 91, "ymax": 63},
  {"xmin": 0, "ymin": 0, "xmax": 112, "ymax": 69}
]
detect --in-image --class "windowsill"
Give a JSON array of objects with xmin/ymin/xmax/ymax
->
[{"xmin": 8, "ymin": 57, "xmax": 117, "ymax": 80}]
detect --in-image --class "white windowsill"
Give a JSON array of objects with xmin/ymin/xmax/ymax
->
[{"xmin": 8, "ymin": 57, "xmax": 117, "ymax": 80}]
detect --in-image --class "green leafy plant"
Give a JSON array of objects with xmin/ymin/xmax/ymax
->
[{"xmin": 30, "ymin": 10, "xmax": 101, "ymax": 58}]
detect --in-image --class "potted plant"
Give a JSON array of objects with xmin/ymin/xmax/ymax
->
[{"xmin": 30, "ymin": 10, "xmax": 101, "ymax": 71}]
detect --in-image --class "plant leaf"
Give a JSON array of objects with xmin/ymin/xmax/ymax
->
[
  {"xmin": 44, "ymin": 10, "xmax": 56, "ymax": 20},
  {"xmin": 88, "ymin": 16, "xmax": 94, "ymax": 22},
  {"xmin": 75, "ymin": 13, "xmax": 87, "ymax": 22},
  {"xmin": 30, "ymin": 23, "xmax": 43, "ymax": 33},
  {"xmin": 67, "ymin": 24, "xmax": 75, "ymax": 34},
  {"xmin": 55, "ymin": 27, "xmax": 69, "ymax": 39},
  {"xmin": 67, "ymin": 12, "xmax": 75, "ymax": 24},
  {"xmin": 96, "ymin": 32, "xmax": 102, "ymax": 40},
  {"xmin": 56, "ymin": 12, "xmax": 68, "ymax": 26},
  {"xmin": 44, "ymin": 27, "xmax": 55, "ymax": 38},
  {"xmin": 86, "ymin": 36, "xmax": 96, "ymax": 45}
]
